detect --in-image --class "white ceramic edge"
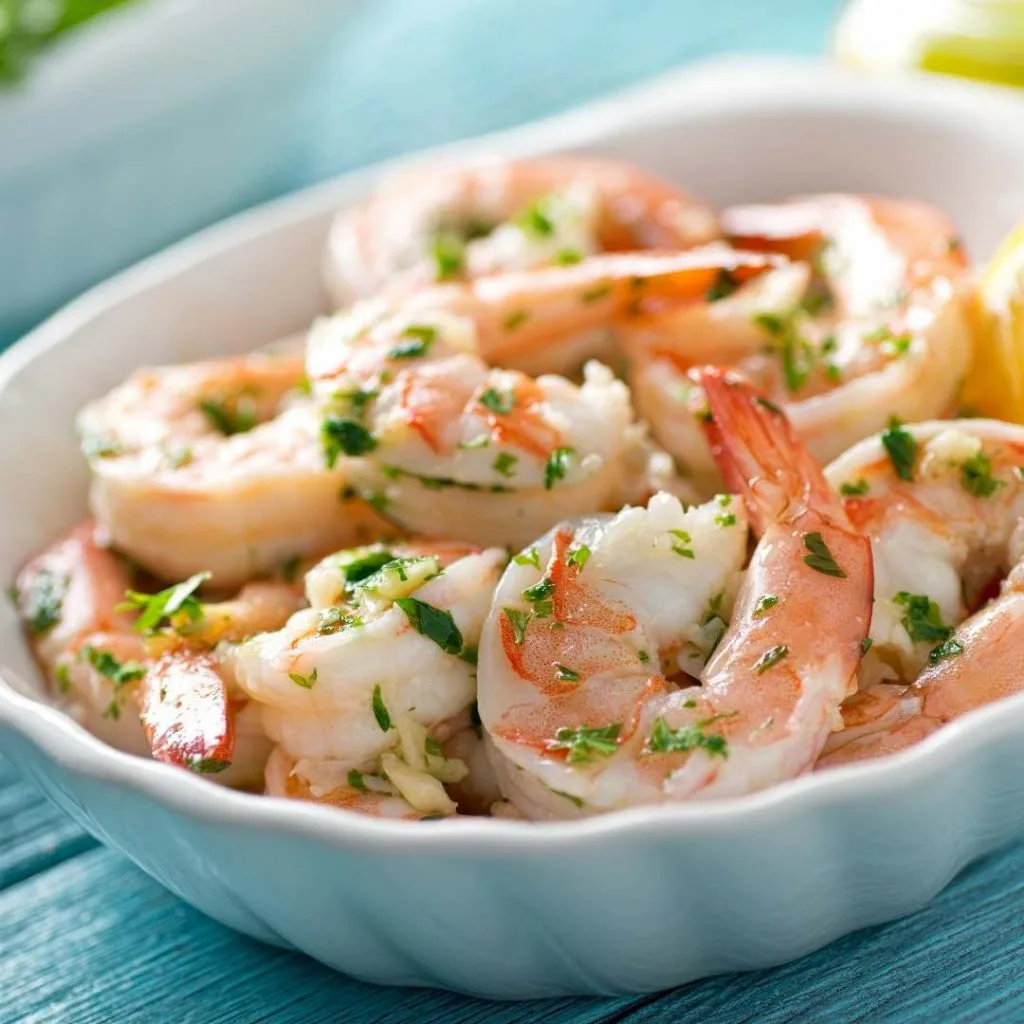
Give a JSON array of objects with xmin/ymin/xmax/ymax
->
[{"xmin": 3, "ymin": 55, "xmax": 1024, "ymax": 857}]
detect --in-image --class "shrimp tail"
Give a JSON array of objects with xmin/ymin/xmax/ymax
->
[{"xmin": 692, "ymin": 367, "xmax": 845, "ymax": 535}]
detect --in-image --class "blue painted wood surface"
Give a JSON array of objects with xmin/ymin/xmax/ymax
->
[{"xmin": 6, "ymin": 0, "xmax": 1024, "ymax": 1021}]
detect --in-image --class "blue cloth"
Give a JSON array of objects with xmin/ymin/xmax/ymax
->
[{"xmin": 8, "ymin": 1, "xmax": 1023, "ymax": 1021}]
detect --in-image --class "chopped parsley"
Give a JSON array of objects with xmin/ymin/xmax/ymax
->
[
  {"xmin": 430, "ymin": 233, "xmax": 465, "ymax": 280},
  {"xmin": 706, "ymin": 268, "xmax": 739, "ymax": 303},
  {"xmin": 803, "ymin": 532, "xmax": 846, "ymax": 578},
  {"xmin": 715, "ymin": 513, "xmax": 737, "ymax": 528},
  {"xmin": 503, "ymin": 309, "xmax": 529, "ymax": 332},
  {"xmin": 929, "ymin": 637, "xmax": 964, "ymax": 663},
  {"xmin": 637, "ymin": 649, "xmax": 650, "ymax": 663},
  {"xmin": 544, "ymin": 447, "xmax": 576, "ymax": 490},
  {"xmin": 321, "ymin": 417, "xmax": 378, "ymax": 467},
  {"xmin": 893, "ymin": 592, "xmax": 952, "ymax": 645},
  {"xmin": 20, "ymin": 569, "xmax": 68, "ymax": 634},
  {"xmin": 348, "ymin": 769, "xmax": 369, "ymax": 792},
  {"xmin": 503, "ymin": 607, "xmax": 531, "ymax": 645},
  {"xmin": 554, "ymin": 664, "xmax": 580, "ymax": 682},
  {"xmin": 388, "ymin": 324, "xmax": 436, "ymax": 359},
  {"xmin": 555, "ymin": 247, "xmax": 584, "ymax": 266},
  {"xmin": 513, "ymin": 547, "xmax": 541, "ymax": 569},
  {"xmin": 960, "ymin": 451, "xmax": 1004, "ymax": 498},
  {"xmin": 753, "ymin": 594, "xmax": 778, "ymax": 618},
  {"xmin": 550, "ymin": 723, "xmax": 620, "ymax": 764},
  {"xmin": 515, "ymin": 198, "xmax": 555, "ymax": 237},
  {"xmin": 881, "ymin": 418, "xmax": 917, "ymax": 482},
  {"xmin": 753, "ymin": 310, "xmax": 814, "ymax": 393},
  {"xmin": 199, "ymin": 396, "xmax": 257, "ymax": 436},
  {"xmin": 581, "ymin": 283, "xmax": 612, "ymax": 304},
  {"xmin": 288, "ymin": 667, "xmax": 318, "ymax": 689},
  {"xmin": 861, "ymin": 637, "xmax": 874, "ymax": 655},
  {"xmin": 492, "ymin": 452, "xmax": 518, "ymax": 477},
  {"xmin": 522, "ymin": 577, "xmax": 555, "ymax": 618},
  {"xmin": 81, "ymin": 645, "xmax": 147, "ymax": 719},
  {"xmin": 190, "ymin": 758, "xmax": 231, "ymax": 775},
  {"xmin": 395, "ymin": 597, "xmax": 463, "ymax": 655},
  {"xmin": 754, "ymin": 644, "xmax": 789, "ymax": 674},
  {"xmin": 840, "ymin": 478, "xmax": 870, "ymax": 497},
  {"xmin": 372, "ymin": 684, "xmax": 392, "ymax": 731},
  {"xmin": 338, "ymin": 549, "xmax": 395, "ymax": 586},
  {"xmin": 332, "ymin": 385, "xmax": 379, "ymax": 421},
  {"xmin": 670, "ymin": 529, "xmax": 695, "ymax": 559},
  {"xmin": 567, "ymin": 544, "xmax": 591, "ymax": 572},
  {"xmin": 478, "ymin": 387, "xmax": 515, "ymax": 415},
  {"xmin": 647, "ymin": 716, "xmax": 728, "ymax": 758},
  {"xmin": 119, "ymin": 571, "xmax": 210, "ymax": 634}
]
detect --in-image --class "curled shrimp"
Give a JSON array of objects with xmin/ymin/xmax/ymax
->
[
  {"xmin": 816, "ymin": 419, "xmax": 1024, "ymax": 768},
  {"xmin": 228, "ymin": 541, "xmax": 506, "ymax": 816},
  {"xmin": 308, "ymin": 251, "xmax": 777, "ymax": 550},
  {"xmin": 13, "ymin": 521, "xmax": 303, "ymax": 787},
  {"xmin": 324, "ymin": 155, "xmax": 720, "ymax": 308},
  {"xmin": 78, "ymin": 347, "xmax": 389, "ymax": 589},
  {"xmin": 624, "ymin": 194, "xmax": 973, "ymax": 494},
  {"xmin": 477, "ymin": 369, "xmax": 871, "ymax": 818}
]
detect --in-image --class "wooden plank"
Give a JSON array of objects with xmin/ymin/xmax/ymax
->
[
  {"xmin": 0, "ymin": 847, "xmax": 644, "ymax": 1024},
  {"xmin": 623, "ymin": 840, "xmax": 1024, "ymax": 1024},
  {"xmin": 0, "ymin": 756, "xmax": 94, "ymax": 891}
]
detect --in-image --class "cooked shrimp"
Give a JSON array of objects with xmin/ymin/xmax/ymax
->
[
  {"xmin": 324, "ymin": 155, "xmax": 720, "ymax": 308},
  {"xmin": 78, "ymin": 348, "xmax": 389, "ymax": 589},
  {"xmin": 228, "ymin": 541, "xmax": 506, "ymax": 786},
  {"xmin": 308, "ymin": 251, "xmax": 778, "ymax": 549},
  {"xmin": 624, "ymin": 194, "xmax": 973, "ymax": 494},
  {"xmin": 816, "ymin": 419, "xmax": 1024, "ymax": 768},
  {"xmin": 478, "ymin": 369, "xmax": 871, "ymax": 818},
  {"xmin": 13, "ymin": 521, "xmax": 302, "ymax": 787}
]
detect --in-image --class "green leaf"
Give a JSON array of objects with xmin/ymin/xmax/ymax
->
[
  {"xmin": 881, "ymin": 418, "xmax": 917, "ymax": 482},
  {"xmin": 647, "ymin": 716, "xmax": 728, "ymax": 758},
  {"xmin": 960, "ymin": 451, "xmax": 1004, "ymax": 498},
  {"xmin": 430, "ymin": 233, "xmax": 465, "ymax": 280},
  {"xmin": 803, "ymin": 532, "xmax": 846, "ymax": 578},
  {"xmin": 492, "ymin": 452, "xmax": 518, "ymax": 477},
  {"xmin": 543, "ymin": 447, "xmax": 576, "ymax": 490},
  {"xmin": 198, "ymin": 396, "xmax": 257, "ymax": 436},
  {"xmin": 478, "ymin": 387, "xmax": 515, "ymax": 415},
  {"xmin": 554, "ymin": 664, "xmax": 580, "ymax": 682},
  {"xmin": 119, "ymin": 572, "xmax": 210, "ymax": 635},
  {"xmin": 372, "ymin": 684, "xmax": 392, "ymax": 731},
  {"xmin": 929, "ymin": 637, "xmax": 964, "ymax": 663},
  {"xmin": 550, "ymin": 723, "xmax": 620, "ymax": 763},
  {"xmin": 288, "ymin": 667, "xmax": 318, "ymax": 689},
  {"xmin": 753, "ymin": 594, "xmax": 778, "ymax": 618},
  {"xmin": 513, "ymin": 547, "xmax": 541, "ymax": 569},
  {"xmin": 839, "ymin": 478, "xmax": 870, "ymax": 497},
  {"xmin": 706, "ymin": 268, "xmax": 739, "ymax": 302},
  {"xmin": 503, "ymin": 607, "xmax": 531, "ymax": 645},
  {"xmin": 389, "ymin": 324, "xmax": 436, "ymax": 360},
  {"xmin": 567, "ymin": 544, "xmax": 591, "ymax": 572},
  {"xmin": 894, "ymin": 592, "xmax": 952, "ymax": 645},
  {"xmin": 522, "ymin": 577, "xmax": 555, "ymax": 618},
  {"xmin": 754, "ymin": 645, "xmax": 789, "ymax": 674},
  {"xmin": 20, "ymin": 569, "xmax": 68, "ymax": 634},
  {"xmin": 321, "ymin": 417, "xmax": 378, "ymax": 467},
  {"xmin": 395, "ymin": 597, "xmax": 463, "ymax": 654}
]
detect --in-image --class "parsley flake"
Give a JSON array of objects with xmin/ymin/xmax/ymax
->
[
  {"xmin": 20, "ymin": 569, "xmax": 68, "ymax": 634},
  {"xmin": 550, "ymin": 723, "xmax": 620, "ymax": 763},
  {"xmin": 840, "ymin": 478, "xmax": 870, "ymax": 497},
  {"xmin": 961, "ymin": 451, "xmax": 1004, "ymax": 498},
  {"xmin": 493, "ymin": 452, "xmax": 518, "ymax": 477},
  {"xmin": 881, "ymin": 418, "xmax": 917, "ymax": 482},
  {"xmin": 754, "ymin": 645, "xmax": 789, "ymax": 674},
  {"xmin": 929, "ymin": 636, "xmax": 964, "ymax": 663},
  {"xmin": 119, "ymin": 572, "xmax": 210, "ymax": 634},
  {"xmin": 479, "ymin": 387, "xmax": 515, "ymax": 415},
  {"xmin": 371, "ymin": 684, "xmax": 392, "ymax": 731},
  {"xmin": 388, "ymin": 324, "xmax": 436, "ymax": 360},
  {"xmin": 288, "ymin": 667, "xmax": 318, "ymax": 689},
  {"xmin": 647, "ymin": 716, "xmax": 728, "ymax": 758},
  {"xmin": 395, "ymin": 597, "xmax": 463, "ymax": 654},
  {"xmin": 544, "ymin": 447, "xmax": 576, "ymax": 490},
  {"xmin": 503, "ymin": 607, "xmax": 531, "ymax": 645},
  {"xmin": 753, "ymin": 594, "xmax": 778, "ymax": 618},
  {"xmin": 514, "ymin": 548, "xmax": 541, "ymax": 569},
  {"xmin": 893, "ymin": 592, "xmax": 952, "ymax": 645},
  {"xmin": 803, "ymin": 532, "xmax": 846, "ymax": 578},
  {"xmin": 322, "ymin": 417, "xmax": 378, "ymax": 467}
]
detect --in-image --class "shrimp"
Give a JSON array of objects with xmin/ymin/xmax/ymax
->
[
  {"xmin": 623, "ymin": 194, "xmax": 973, "ymax": 494},
  {"xmin": 228, "ymin": 541, "xmax": 506, "ymax": 816},
  {"xmin": 78, "ymin": 348, "xmax": 390, "ymax": 589},
  {"xmin": 307, "ymin": 251, "xmax": 779, "ymax": 550},
  {"xmin": 477, "ymin": 369, "xmax": 871, "ymax": 818},
  {"xmin": 324, "ymin": 155, "xmax": 720, "ymax": 309},
  {"xmin": 13, "ymin": 521, "xmax": 303, "ymax": 787},
  {"xmin": 816, "ymin": 419, "xmax": 1024, "ymax": 768}
]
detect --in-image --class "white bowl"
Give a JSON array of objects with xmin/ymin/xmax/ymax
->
[
  {"xmin": 0, "ymin": 0, "xmax": 356, "ymax": 344},
  {"xmin": 3, "ymin": 57, "xmax": 1024, "ymax": 999}
]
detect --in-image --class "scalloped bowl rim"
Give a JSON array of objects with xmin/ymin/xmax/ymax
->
[{"xmin": 3, "ymin": 55, "xmax": 1024, "ymax": 853}]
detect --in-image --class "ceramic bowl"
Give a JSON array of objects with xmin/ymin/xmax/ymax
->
[
  {"xmin": 0, "ymin": 0, "xmax": 356, "ymax": 345},
  {"xmin": 3, "ymin": 57, "xmax": 1024, "ymax": 999}
]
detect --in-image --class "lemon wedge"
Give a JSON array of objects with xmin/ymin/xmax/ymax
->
[{"xmin": 960, "ymin": 220, "xmax": 1024, "ymax": 421}]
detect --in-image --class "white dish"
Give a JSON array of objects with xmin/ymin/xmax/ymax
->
[
  {"xmin": 3, "ymin": 57, "xmax": 1024, "ymax": 998},
  {"xmin": 0, "ymin": 0, "xmax": 355, "ymax": 342}
]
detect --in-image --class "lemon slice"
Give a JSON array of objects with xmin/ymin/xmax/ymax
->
[{"xmin": 960, "ymin": 220, "xmax": 1024, "ymax": 421}]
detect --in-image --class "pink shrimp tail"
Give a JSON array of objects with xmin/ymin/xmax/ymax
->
[{"xmin": 692, "ymin": 367, "xmax": 848, "ymax": 536}]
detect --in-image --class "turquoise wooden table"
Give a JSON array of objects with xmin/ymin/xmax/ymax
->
[{"xmin": 4, "ymin": 1, "xmax": 1024, "ymax": 1020}]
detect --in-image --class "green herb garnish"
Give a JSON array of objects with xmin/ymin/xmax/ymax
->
[
  {"xmin": 395, "ymin": 597, "xmax": 463, "ymax": 654},
  {"xmin": 550, "ymin": 723, "xmax": 620, "ymax": 763}
]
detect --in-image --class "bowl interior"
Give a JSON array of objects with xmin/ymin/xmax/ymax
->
[{"xmin": 3, "ymin": 58, "xmax": 1024, "ymax": 708}]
